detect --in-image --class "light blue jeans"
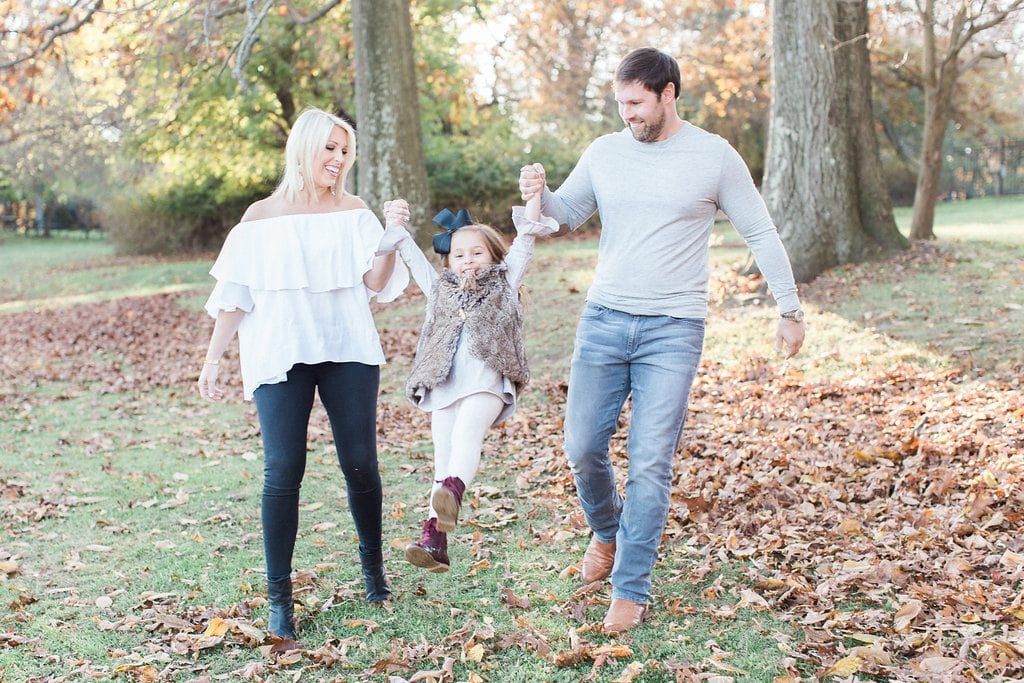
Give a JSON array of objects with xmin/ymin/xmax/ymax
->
[{"xmin": 565, "ymin": 302, "xmax": 704, "ymax": 604}]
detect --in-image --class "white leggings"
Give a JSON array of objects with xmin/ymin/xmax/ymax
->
[{"xmin": 428, "ymin": 392, "xmax": 505, "ymax": 518}]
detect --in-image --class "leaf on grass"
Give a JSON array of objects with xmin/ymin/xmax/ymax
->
[
  {"xmin": 612, "ymin": 661, "xmax": 644, "ymax": 682},
  {"xmin": 822, "ymin": 656, "xmax": 862, "ymax": 677},
  {"xmin": 1000, "ymin": 550, "xmax": 1024, "ymax": 570},
  {"xmin": 113, "ymin": 665, "xmax": 161, "ymax": 681},
  {"xmin": 500, "ymin": 586, "xmax": 531, "ymax": 610},
  {"xmin": 705, "ymin": 652, "xmax": 746, "ymax": 674},
  {"xmin": 203, "ymin": 617, "xmax": 230, "ymax": 637},
  {"xmin": 834, "ymin": 518, "xmax": 862, "ymax": 534},
  {"xmin": 553, "ymin": 646, "xmax": 593, "ymax": 667},
  {"xmin": 918, "ymin": 656, "xmax": 961, "ymax": 673},
  {"xmin": 231, "ymin": 620, "xmax": 265, "ymax": 645},
  {"xmin": 407, "ymin": 656, "xmax": 456, "ymax": 682},
  {"xmin": 159, "ymin": 490, "xmax": 189, "ymax": 509},
  {"xmin": 850, "ymin": 642, "xmax": 892, "ymax": 666},
  {"xmin": 736, "ymin": 588, "xmax": 769, "ymax": 610},
  {"xmin": 464, "ymin": 642, "xmax": 485, "ymax": 662},
  {"xmin": 893, "ymin": 599, "xmax": 923, "ymax": 632},
  {"xmin": 594, "ymin": 644, "xmax": 633, "ymax": 658},
  {"xmin": 343, "ymin": 618, "xmax": 379, "ymax": 634}
]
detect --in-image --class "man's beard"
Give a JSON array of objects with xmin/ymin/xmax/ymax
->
[{"xmin": 629, "ymin": 110, "xmax": 665, "ymax": 143}]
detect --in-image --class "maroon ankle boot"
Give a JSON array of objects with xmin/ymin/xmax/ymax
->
[
  {"xmin": 404, "ymin": 518, "xmax": 450, "ymax": 573},
  {"xmin": 431, "ymin": 476, "xmax": 465, "ymax": 533}
]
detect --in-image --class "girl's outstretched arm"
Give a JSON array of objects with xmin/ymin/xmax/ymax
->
[
  {"xmin": 383, "ymin": 198, "xmax": 438, "ymax": 295},
  {"xmin": 506, "ymin": 197, "xmax": 558, "ymax": 290}
]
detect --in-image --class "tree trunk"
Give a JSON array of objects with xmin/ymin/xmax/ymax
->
[
  {"xmin": 909, "ymin": 67, "xmax": 957, "ymax": 241},
  {"xmin": 838, "ymin": 0, "xmax": 907, "ymax": 253},
  {"xmin": 763, "ymin": 0, "xmax": 905, "ymax": 283},
  {"xmin": 352, "ymin": 0, "xmax": 431, "ymax": 241},
  {"xmin": 34, "ymin": 189, "xmax": 48, "ymax": 237}
]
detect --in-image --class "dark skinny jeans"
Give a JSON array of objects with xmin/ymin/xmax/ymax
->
[{"xmin": 253, "ymin": 361, "xmax": 382, "ymax": 583}]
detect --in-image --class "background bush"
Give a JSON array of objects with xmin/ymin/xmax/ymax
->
[
  {"xmin": 101, "ymin": 175, "xmax": 272, "ymax": 255},
  {"xmin": 425, "ymin": 120, "xmax": 595, "ymax": 233}
]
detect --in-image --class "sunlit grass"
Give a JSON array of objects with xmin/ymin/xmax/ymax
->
[{"xmin": 894, "ymin": 194, "xmax": 1024, "ymax": 243}]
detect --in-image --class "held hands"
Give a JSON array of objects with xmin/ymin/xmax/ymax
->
[
  {"xmin": 378, "ymin": 198, "xmax": 413, "ymax": 253},
  {"xmin": 519, "ymin": 163, "xmax": 546, "ymax": 201},
  {"xmin": 383, "ymin": 198, "xmax": 411, "ymax": 226},
  {"xmin": 197, "ymin": 362, "xmax": 224, "ymax": 401},
  {"xmin": 775, "ymin": 319, "xmax": 806, "ymax": 359}
]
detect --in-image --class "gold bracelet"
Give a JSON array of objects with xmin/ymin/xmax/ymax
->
[{"xmin": 204, "ymin": 359, "xmax": 220, "ymax": 366}]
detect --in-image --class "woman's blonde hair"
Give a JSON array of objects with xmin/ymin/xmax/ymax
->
[
  {"xmin": 441, "ymin": 223, "xmax": 508, "ymax": 268},
  {"xmin": 275, "ymin": 107, "xmax": 357, "ymax": 203}
]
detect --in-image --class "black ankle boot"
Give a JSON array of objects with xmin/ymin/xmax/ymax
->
[
  {"xmin": 358, "ymin": 547, "xmax": 391, "ymax": 604},
  {"xmin": 266, "ymin": 576, "xmax": 297, "ymax": 639}
]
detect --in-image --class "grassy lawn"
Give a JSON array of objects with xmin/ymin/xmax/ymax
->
[{"xmin": 1, "ymin": 196, "xmax": 1022, "ymax": 682}]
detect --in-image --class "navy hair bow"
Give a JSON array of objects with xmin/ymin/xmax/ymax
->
[{"xmin": 431, "ymin": 208, "xmax": 473, "ymax": 255}]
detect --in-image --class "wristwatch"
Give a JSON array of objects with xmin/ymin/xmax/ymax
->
[{"xmin": 781, "ymin": 308, "xmax": 804, "ymax": 322}]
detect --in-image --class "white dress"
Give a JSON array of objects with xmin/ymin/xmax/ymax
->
[
  {"xmin": 204, "ymin": 209, "xmax": 409, "ymax": 399},
  {"xmin": 399, "ymin": 207, "xmax": 557, "ymax": 425}
]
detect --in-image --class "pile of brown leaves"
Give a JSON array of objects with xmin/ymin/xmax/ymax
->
[
  {"xmin": 505, "ymin": 362, "xmax": 1023, "ymax": 680},
  {"xmin": 0, "ymin": 293, "xmax": 420, "ymax": 402}
]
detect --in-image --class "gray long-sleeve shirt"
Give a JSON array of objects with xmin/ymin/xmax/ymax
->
[{"xmin": 542, "ymin": 122, "xmax": 800, "ymax": 318}]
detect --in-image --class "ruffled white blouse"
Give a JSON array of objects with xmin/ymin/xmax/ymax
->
[{"xmin": 204, "ymin": 209, "xmax": 409, "ymax": 399}]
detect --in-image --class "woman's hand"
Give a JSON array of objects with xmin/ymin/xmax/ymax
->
[
  {"xmin": 378, "ymin": 198, "xmax": 413, "ymax": 254},
  {"xmin": 197, "ymin": 362, "xmax": 224, "ymax": 401},
  {"xmin": 383, "ymin": 198, "xmax": 410, "ymax": 227}
]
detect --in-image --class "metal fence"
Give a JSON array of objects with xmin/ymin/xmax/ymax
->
[{"xmin": 940, "ymin": 137, "xmax": 1024, "ymax": 199}]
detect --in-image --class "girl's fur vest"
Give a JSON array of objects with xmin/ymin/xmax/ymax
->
[{"xmin": 406, "ymin": 263, "xmax": 529, "ymax": 401}]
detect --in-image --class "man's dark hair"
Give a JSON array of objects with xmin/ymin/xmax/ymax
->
[{"xmin": 615, "ymin": 48, "xmax": 681, "ymax": 100}]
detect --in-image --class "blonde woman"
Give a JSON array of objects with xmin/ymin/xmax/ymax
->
[{"xmin": 198, "ymin": 107, "xmax": 409, "ymax": 643}]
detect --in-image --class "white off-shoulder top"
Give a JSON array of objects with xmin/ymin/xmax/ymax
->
[{"xmin": 204, "ymin": 209, "xmax": 409, "ymax": 399}]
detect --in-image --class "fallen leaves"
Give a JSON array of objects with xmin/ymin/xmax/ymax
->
[{"xmin": 893, "ymin": 599, "xmax": 923, "ymax": 633}]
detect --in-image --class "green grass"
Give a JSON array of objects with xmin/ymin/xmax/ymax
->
[
  {"xmin": 0, "ymin": 231, "xmax": 113, "ymax": 297},
  {"xmin": 0, "ymin": 231, "xmax": 214, "ymax": 311},
  {"xmin": 894, "ymin": 195, "xmax": 1024, "ymax": 243},
  {"xmin": 2, "ymin": 196, "xmax": 1023, "ymax": 681}
]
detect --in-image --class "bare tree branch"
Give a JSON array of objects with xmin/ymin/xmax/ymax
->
[
  {"xmin": 0, "ymin": 0, "xmax": 104, "ymax": 71},
  {"xmin": 285, "ymin": 0, "xmax": 343, "ymax": 26},
  {"xmin": 962, "ymin": 46, "xmax": 1007, "ymax": 70}
]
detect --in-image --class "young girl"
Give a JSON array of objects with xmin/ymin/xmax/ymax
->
[{"xmin": 382, "ymin": 190, "xmax": 555, "ymax": 572}]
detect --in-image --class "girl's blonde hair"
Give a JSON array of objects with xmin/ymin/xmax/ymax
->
[
  {"xmin": 275, "ymin": 107, "xmax": 357, "ymax": 203},
  {"xmin": 441, "ymin": 223, "xmax": 508, "ymax": 268}
]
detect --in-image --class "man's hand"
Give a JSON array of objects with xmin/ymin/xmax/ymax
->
[
  {"xmin": 519, "ymin": 163, "xmax": 546, "ymax": 201},
  {"xmin": 775, "ymin": 319, "xmax": 805, "ymax": 359}
]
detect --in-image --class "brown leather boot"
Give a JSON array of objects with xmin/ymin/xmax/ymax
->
[
  {"xmin": 404, "ymin": 518, "xmax": 450, "ymax": 573},
  {"xmin": 602, "ymin": 598, "xmax": 648, "ymax": 633},
  {"xmin": 581, "ymin": 535, "xmax": 616, "ymax": 583}
]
